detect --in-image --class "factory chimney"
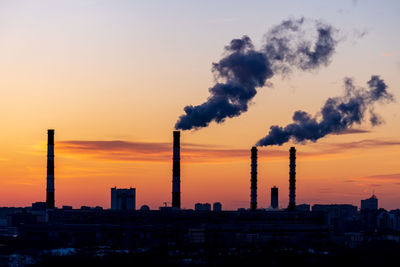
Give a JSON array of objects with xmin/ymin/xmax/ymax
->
[
  {"xmin": 46, "ymin": 129, "xmax": 55, "ymax": 209},
  {"xmin": 172, "ymin": 131, "xmax": 181, "ymax": 209},
  {"xmin": 288, "ymin": 147, "xmax": 296, "ymax": 211},
  {"xmin": 271, "ymin": 186, "xmax": 278, "ymax": 209},
  {"xmin": 250, "ymin": 146, "xmax": 257, "ymax": 211}
]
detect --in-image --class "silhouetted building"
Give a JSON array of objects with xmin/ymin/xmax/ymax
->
[
  {"xmin": 271, "ymin": 186, "xmax": 278, "ymax": 209},
  {"xmin": 377, "ymin": 209, "xmax": 400, "ymax": 232},
  {"xmin": 360, "ymin": 195, "xmax": 378, "ymax": 232},
  {"xmin": 296, "ymin": 204, "xmax": 310, "ymax": 212},
  {"xmin": 195, "ymin": 203, "xmax": 211, "ymax": 211},
  {"xmin": 312, "ymin": 204, "xmax": 359, "ymax": 234},
  {"xmin": 32, "ymin": 202, "xmax": 46, "ymax": 211},
  {"xmin": 17, "ymin": 209, "xmax": 330, "ymax": 251},
  {"xmin": 46, "ymin": 129, "xmax": 55, "ymax": 209},
  {"xmin": 250, "ymin": 147, "xmax": 257, "ymax": 211},
  {"xmin": 111, "ymin": 187, "xmax": 136, "ymax": 210},
  {"xmin": 172, "ymin": 131, "xmax": 181, "ymax": 209},
  {"xmin": 288, "ymin": 147, "xmax": 296, "ymax": 211},
  {"xmin": 376, "ymin": 209, "xmax": 396, "ymax": 232},
  {"xmin": 312, "ymin": 204, "xmax": 358, "ymax": 217},
  {"xmin": 213, "ymin": 202, "xmax": 222, "ymax": 211},
  {"xmin": 361, "ymin": 194, "xmax": 378, "ymax": 211},
  {"xmin": 140, "ymin": 205, "xmax": 150, "ymax": 211}
]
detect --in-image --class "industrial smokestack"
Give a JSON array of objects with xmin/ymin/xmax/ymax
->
[
  {"xmin": 271, "ymin": 186, "xmax": 278, "ymax": 209},
  {"xmin": 172, "ymin": 131, "xmax": 181, "ymax": 209},
  {"xmin": 288, "ymin": 147, "xmax": 296, "ymax": 211},
  {"xmin": 46, "ymin": 129, "xmax": 55, "ymax": 209},
  {"xmin": 250, "ymin": 146, "xmax": 257, "ymax": 211}
]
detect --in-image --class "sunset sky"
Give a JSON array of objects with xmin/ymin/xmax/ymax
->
[{"xmin": 0, "ymin": 0, "xmax": 399, "ymax": 210}]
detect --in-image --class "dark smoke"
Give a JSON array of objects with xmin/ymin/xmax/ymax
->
[
  {"xmin": 264, "ymin": 18, "xmax": 337, "ymax": 74},
  {"xmin": 256, "ymin": 76, "xmax": 394, "ymax": 146},
  {"xmin": 175, "ymin": 18, "xmax": 338, "ymax": 130}
]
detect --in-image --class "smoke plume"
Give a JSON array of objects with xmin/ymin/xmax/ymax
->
[
  {"xmin": 175, "ymin": 18, "xmax": 338, "ymax": 130},
  {"xmin": 256, "ymin": 75, "xmax": 394, "ymax": 146}
]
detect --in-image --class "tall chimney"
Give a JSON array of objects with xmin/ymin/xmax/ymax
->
[
  {"xmin": 288, "ymin": 146, "xmax": 296, "ymax": 211},
  {"xmin": 271, "ymin": 186, "xmax": 278, "ymax": 209},
  {"xmin": 250, "ymin": 146, "xmax": 257, "ymax": 211},
  {"xmin": 172, "ymin": 131, "xmax": 181, "ymax": 209},
  {"xmin": 46, "ymin": 129, "xmax": 55, "ymax": 209}
]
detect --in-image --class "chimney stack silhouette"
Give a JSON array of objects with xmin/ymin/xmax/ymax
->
[
  {"xmin": 172, "ymin": 131, "xmax": 181, "ymax": 209},
  {"xmin": 271, "ymin": 186, "xmax": 278, "ymax": 209},
  {"xmin": 288, "ymin": 147, "xmax": 296, "ymax": 211},
  {"xmin": 46, "ymin": 129, "xmax": 55, "ymax": 209},
  {"xmin": 250, "ymin": 146, "xmax": 257, "ymax": 211}
]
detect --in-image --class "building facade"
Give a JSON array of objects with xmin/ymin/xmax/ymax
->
[{"xmin": 111, "ymin": 187, "xmax": 136, "ymax": 210}]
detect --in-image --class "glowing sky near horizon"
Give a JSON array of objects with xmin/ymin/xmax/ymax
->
[{"xmin": 0, "ymin": 0, "xmax": 399, "ymax": 210}]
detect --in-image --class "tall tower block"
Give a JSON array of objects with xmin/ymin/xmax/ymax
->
[
  {"xmin": 172, "ymin": 131, "xmax": 181, "ymax": 209},
  {"xmin": 46, "ymin": 129, "xmax": 55, "ymax": 209}
]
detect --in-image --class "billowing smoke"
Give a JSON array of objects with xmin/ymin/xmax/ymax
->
[
  {"xmin": 256, "ymin": 75, "xmax": 394, "ymax": 146},
  {"xmin": 175, "ymin": 18, "xmax": 338, "ymax": 130}
]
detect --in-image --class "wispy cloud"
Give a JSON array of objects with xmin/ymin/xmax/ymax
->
[
  {"xmin": 55, "ymin": 138, "xmax": 400, "ymax": 163},
  {"xmin": 333, "ymin": 128, "xmax": 370, "ymax": 135},
  {"xmin": 319, "ymin": 139, "xmax": 400, "ymax": 154},
  {"xmin": 345, "ymin": 173, "xmax": 400, "ymax": 188},
  {"xmin": 381, "ymin": 52, "xmax": 400, "ymax": 57},
  {"xmin": 57, "ymin": 140, "xmax": 287, "ymax": 163},
  {"xmin": 349, "ymin": 173, "xmax": 400, "ymax": 182}
]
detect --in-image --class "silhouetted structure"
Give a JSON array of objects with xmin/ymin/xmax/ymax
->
[
  {"xmin": 312, "ymin": 204, "xmax": 359, "ymax": 234},
  {"xmin": 17, "ymin": 209, "xmax": 330, "ymax": 251},
  {"xmin": 140, "ymin": 205, "xmax": 150, "ymax": 211},
  {"xmin": 213, "ymin": 202, "xmax": 222, "ymax": 211},
  {"xmin": 360, "ymin": 194, "xmax": 379, "ymax": 232},
  {"xmin": 111, "ymin": 187, "xmax": 136, "ymax": 210},
  {"xmin": 271, "ymin": 186, "xmax": 278, "ymax": 209},
  {"xmin": 251, "ymin": 146, "xmax": 257, "ymax": 211},
  {"xmin": 46, "ymin": 129, "xmax": 55, "ymax": 209},
  {"xmin": 288, "ymin": 147, "xmax": 296, "ymax": 211},
  {"xmin": 172, "ymin": 131, "xmax": 181, "ymax": 209},
  {"xmin": 194, "ymin": 203, "xmax": 211, "ymax": 211},
  {"xmin": 296, "ymin": 204, "xmax": 310, "ymax": 212},
  {"xmin": 361, "ymin": 194, "xmax": 378, "ymax": 210},
  {"xmin": 32, "ymin": 202, "xmax": 46, "ymax": 211}
]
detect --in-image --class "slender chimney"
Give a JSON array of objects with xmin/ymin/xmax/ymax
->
[
  {"xmin": 271, "ymin": 186, "xmax": 278, "ymax": 209},
  {"xmin": 250, "ymin": 146, "xmax": 257, "ymax": 211},
  {"xmin": 172, "ymin": 131, "xmax": 181, "ymax": 209},
  {"xmin": 46, "ymin": 129, "xmax": 55, "ymax": 209},
  {"xmin": 288, "ymin": 147, "xmax": 296, "ymax": 211}
]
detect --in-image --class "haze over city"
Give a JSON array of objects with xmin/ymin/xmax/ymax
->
[{"xmin": 0, "ymin": 0, "xmax": 399, "ymax": 211}]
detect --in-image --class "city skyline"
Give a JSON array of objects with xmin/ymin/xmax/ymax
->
[{"xmin": 0, "ymin": 0, "xmax": 399, "ymax": 210}]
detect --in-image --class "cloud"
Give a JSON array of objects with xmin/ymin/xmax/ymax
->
[
  {"xmin": 333, "ymin": 128, "xmax": 371, "ymax": 135},
  {"xmin": 345, "ymin": 173, "xmax": 400, "ymax": 188},
  {"xmin": 359, "ymin": 173, "xmax": 400, "ymax": 181},
  {"xmin": 323, "ymin": 139, "xmax": 400, "ymax": 152},
  {"xmin": 57, "ymin": 140, "xmax": 288, "ymax": 163},
  {"xmin": 56, "ymin": 138, "xmax": 400, "ymax": 164},
  {"xmin": 381, "ymin": 52, "xmax": 400, "ymax": 57}
]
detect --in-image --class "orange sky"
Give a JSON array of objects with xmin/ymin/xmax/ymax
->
[{"xmin": 0, "ymin": 1, "xmax": 399, "ymax": 210}]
